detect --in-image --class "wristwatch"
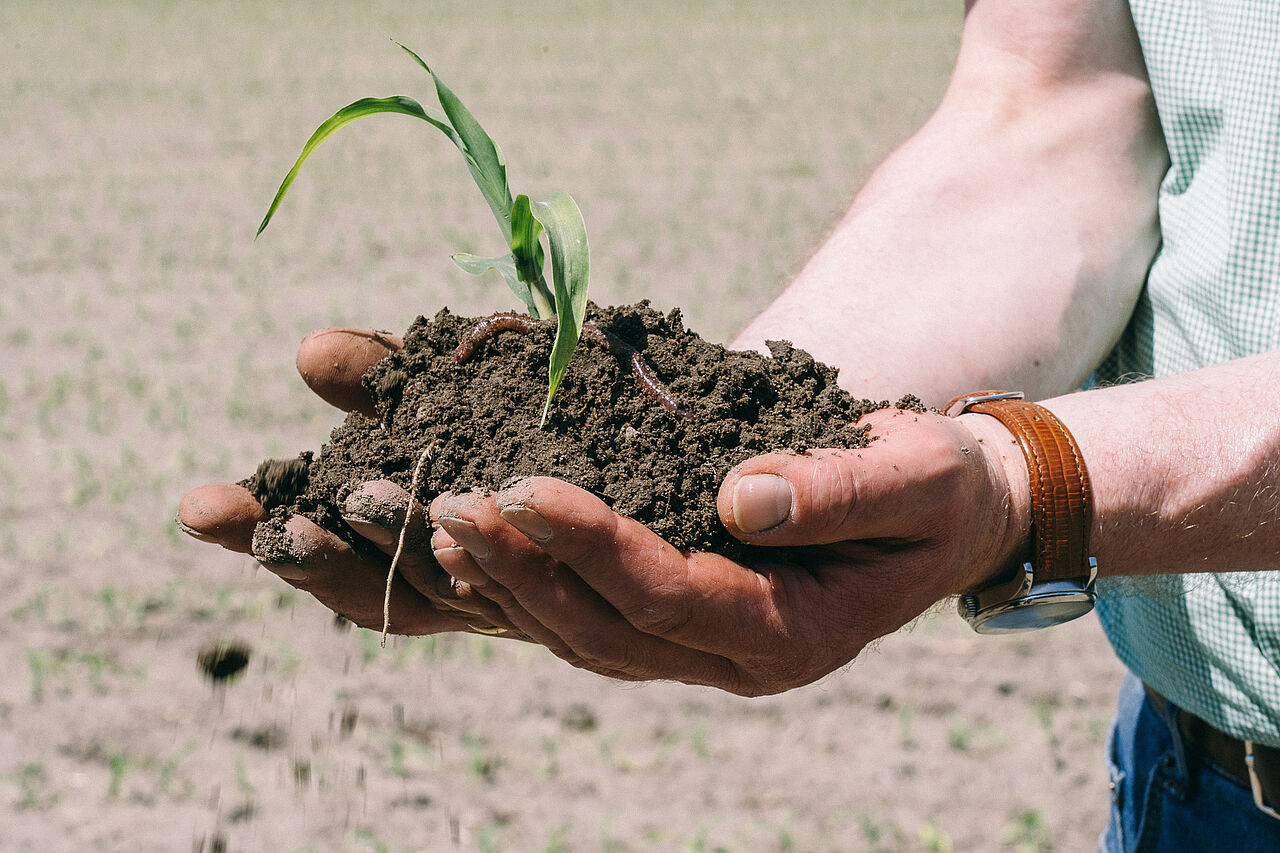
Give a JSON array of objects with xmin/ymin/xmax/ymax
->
[{"xmin": 944, "ymin": 391, "xmax": 1098, "ymax": 634}]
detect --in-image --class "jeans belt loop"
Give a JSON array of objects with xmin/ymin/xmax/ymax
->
[
  {"xmin": 1246, "ymin": 741, "xmax": 1280, "ymax": 821},
  {"xmin": 1145, "ymin": 682, "xmax": 1280, "ymax": 821}
]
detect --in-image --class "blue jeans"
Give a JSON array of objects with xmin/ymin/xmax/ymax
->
[{"xmin": 1100, "ymin": 672, "xmax": 1280, "ymax": 852}]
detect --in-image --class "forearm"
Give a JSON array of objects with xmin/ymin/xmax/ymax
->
[
  {"xmin": 1039, "ymin": 351, "xmax": 1280, "ymax": 576},
  {"xmin": 733, "ymin": 0, "xmax": 1167, "ymax": 407}
]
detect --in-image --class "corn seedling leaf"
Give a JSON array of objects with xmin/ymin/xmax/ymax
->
[
  {"xmin": 259, "ymin": 46, "xmax": 591, "ymax": 426},
  {"xmin": 256, "ymin": 95, "xmax": 457, "ymax": 238},
  {"xmin": 510, "ymin": 195, "xmax": 552, "ymax": 318},
  {"xmin": 397, "ymin": 43, "xmax": 514, "ymax": 244},
  {"xmin": 452, "ymin": 252, "xmax": 540, "ymax": 317},
  {"xmin": 530, "ymin": 192, "xmax": 590, "ymax": 426}
]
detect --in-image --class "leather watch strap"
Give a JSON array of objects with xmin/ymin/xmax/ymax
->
[{"xmin": 945, "ymin": 391, "xmax": 1095, "ymax": 584}]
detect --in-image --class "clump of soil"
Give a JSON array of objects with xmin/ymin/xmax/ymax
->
[
  {"xmin": 196, "ymin": 640, "xmax": 252, "ymax": 683},
  {"xmin": 247, "ymin": 302, "xmax": 919, "ymax": 562}
]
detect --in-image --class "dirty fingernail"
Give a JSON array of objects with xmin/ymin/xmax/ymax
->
[
  {"xmin": 499, "ymin": 504, "xmax": 552, "ymax": 542},
  {"xmin": 343, "ymin": 516, "xmax": 396, "ymax": 550},
  {"xmin": 259, "ymin": 562, "xmax": 308, "ymax": 582},
  {"xmin": 176, "ymin": 484, "xmax": 268, "ymax": 553},
  {"xmin": 433, "ymin": 546, "xmax": 488, "ymax": 587},
  {"xmin": 732, "ymin": 474, "xmax": 793, "ymax": 533},
  {"xmin": 435, "ymin": 517, "xmax": 492, "ymax": 561},
  {"xmin": 433, "ymin": 575, "xmax": 484, "ymax": 614}
]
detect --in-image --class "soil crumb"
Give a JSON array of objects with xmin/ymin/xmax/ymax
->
[
  {"xmin": 197, "ymin": 640, "xmax": 252, "ymax": 683},
  {"xmin": 247, "ymin": 455, "xmax": 312, "ymax": 511},
  {"xmin": 257, "ymin": 302, "xmax": 920, "ymax": 562}
]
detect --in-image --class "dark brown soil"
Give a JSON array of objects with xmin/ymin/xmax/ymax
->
[
  {"xmin": 196, "ymin": 640, "xmax": 252, "ymax": 683},
  {"xmin": 246, "ymin": 302, "xmax": 919, "ymax": 563}
]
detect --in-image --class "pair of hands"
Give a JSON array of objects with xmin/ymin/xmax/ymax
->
[{"xmin": 178, "ymin": 328, "xmax": 1027, "ymax": 696}]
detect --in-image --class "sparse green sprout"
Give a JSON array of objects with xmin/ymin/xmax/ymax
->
[{"xmin": 256, "ymin": 43, "xmax": 589, "ymax": 424}]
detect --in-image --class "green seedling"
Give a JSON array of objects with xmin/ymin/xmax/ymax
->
[
  {"xmin": 918, "ymin": 817, "xmax": 954, "ymax": 853},
  {"xmin": 106, "ymin": 752, "xmax": 129, "ymax": 799},
  {"xmin": 256, "ymin": 42, "xmax": 589, "ymax": 427},
  {"xmin": 352, "ymin": 828, "xmax": 393, "ymax": 853},
  {"xmin": 233, "ymin": 754, "xmax": 256, "ymax": 806},
  {"xmin": 538, "ymin": 822, "xmax": 573, "ymax": 853},
  {"xmin": 1000, "ymin": 808, "xmax": 1053, "ymax": 853},
  {"xmin": 14, "ymin": 762, "xmax": 49, "ymax": 811},
  {"xmin": 462, "ymin": 731, "xmax": 500, "ymax": 784},
  {"xmin": 27, "ymin": 649, "xmax": 52, "ymax": 703}
]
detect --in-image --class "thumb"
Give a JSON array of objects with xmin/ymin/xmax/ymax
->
[
  {"xmin": 296, "ymin": 328, "xmax": 403, "ymax": 418},
  {"xmin": 718, "ymin": 450, "xmax": 864, "ymax": 546},
  {"xmin": 718, "ymin": 413, "xmax": 968, "ymax": 547}
]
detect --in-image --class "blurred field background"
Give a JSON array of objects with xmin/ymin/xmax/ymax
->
[{"xmin": 1, "ymin": 1, "xmax": 1125, "ymax": 850}]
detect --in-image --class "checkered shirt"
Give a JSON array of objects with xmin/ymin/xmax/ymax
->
[{"xmin": 1092, "ymin": 0, "xmax": 1280, "ymax": 744}]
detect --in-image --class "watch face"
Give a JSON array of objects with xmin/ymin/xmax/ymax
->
[{"xmin": 969, "ymin": 583, "xmax": 1096, "ymax": 635}]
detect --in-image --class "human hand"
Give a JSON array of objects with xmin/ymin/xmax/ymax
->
[
  {"xmin": 427, "ymin": 407, "xmax": 1031, "ymax": 695},
  {"xmin": 177, "ymin": 328, "xmax": 521, "ymax": 637}
]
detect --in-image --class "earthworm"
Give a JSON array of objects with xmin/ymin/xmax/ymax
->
[
  {"xmin": 452, "ymin": 312, "xmax": 542, "ymax": 362},
  {"xmin": 453, "ymin": 312, "xmax": 692, "ymax": 420}
]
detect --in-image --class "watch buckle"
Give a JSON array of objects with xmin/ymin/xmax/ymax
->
[{"xmin": 943, "ymin": 390, "xmax": 1024, "ymax": 418}]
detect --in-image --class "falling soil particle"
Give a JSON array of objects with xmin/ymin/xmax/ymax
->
[
  {"xmin": 196, "ymin": 640, "xmax": 252, "ymax": 683},
  {"xmin": 247, "ymin": 456, "xmax": 311, "ymax": 512}
]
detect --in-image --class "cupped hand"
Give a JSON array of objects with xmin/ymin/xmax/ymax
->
[
  {"xmin": 427, "ymin": 406, "xmax": 1030, "ymax": 695},
  {"xmin": 176, "ymin": 328, "xmax": 518, "ymax": 638}
]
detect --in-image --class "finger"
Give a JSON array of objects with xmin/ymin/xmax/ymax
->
[
  {"xmin": 341, "ymin": 479, "xmax": 434, "ymax": 586},
  {"xmin": 296, "ymin": 328, "xmax": 403, "ymax": 418},
  {"xmin": 717, "ymin": 409, "xmax": 978, "ymax": 546},
  {"xmin": 429, "ymin": 567, "xmax": 519, "ymax": 626},
  {"xmin": 428, "ymin": 505, "xmax": 578, "ymax": 651},
  {"xmin": 433, "ymin": 507, "xmax": 710, "ymax": 683},
  {"xmin": 429, "ymin": 533, "xmax": 492, "ymax": 588},
  {"xmin": 432, "ymin": 500, "xmax": 755, "ymax": 686},
  {"xmin": 435, "ymin": 484, "xmax": 758, "ymax": 691},
  {"xmin": 177, "ymin": 484, "xmax": 269, "ymax": 553},
  {"xmin": 341, "ymin": 480, "xmax": 517, "ymax": 628},
  {"xmin": 251, "ymin": 512, "xmax": 466, "ymax": 636},
  {"xmin": 494, "ymin": 478, "xmax": 780, "ymax": 642}
]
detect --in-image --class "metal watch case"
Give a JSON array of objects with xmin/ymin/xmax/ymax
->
[{"xmin": 958, "ymin": 558, "xmax": 1098, "ymax": 634}]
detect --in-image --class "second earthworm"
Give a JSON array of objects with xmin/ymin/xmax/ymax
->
[{"xmin": 452, "ymin": 312, "xmax": 692, "ymax": 420}]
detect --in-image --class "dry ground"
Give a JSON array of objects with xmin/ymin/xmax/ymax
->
[{"xmin": 1, "ymin": 1, "xmax": 1124, "ymax": 850}]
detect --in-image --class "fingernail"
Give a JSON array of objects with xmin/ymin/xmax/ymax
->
[
  {"xmin": 176, "ymin": 519, "xmax": 214, "ymax": 542},
  {"xmin": 432, "ymin": 546, "xmax": 488, "ymax": 586},
  {"xmin": 176, "ymin": 485, "xmax": 268, "ymax": 553},
  {"xmin": 499, "ymin": 504, "xmax": 552, "ymax": 542},
  {"xmin": 433, "ymin": 574, "xmax": 484, "ymax": 614},
  {"xmin": 732, "ymin": 474, "xmax": 793, "ymax": 533},
  {"xmin": 342, "ymin": 481, "xmax": 414, "ymax": 549},
  {"xmin": 435, "ymin": 517, "xmax": 492, "ymax": 561},
  {"xmin": 343, "ymin": 516, "xmax": 396, "ymax": 550},
  {"xmin": 260, "ymin": 562, "xmax": 308, "ymax": 581}
]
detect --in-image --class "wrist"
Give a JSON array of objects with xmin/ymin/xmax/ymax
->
[{"xmin": 954, "ymin": 411, "xmax": 1033, "ymax": 593}]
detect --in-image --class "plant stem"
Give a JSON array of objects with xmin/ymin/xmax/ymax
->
[{"xmin": 529, "ymin": 279, "xmax": 555, "ymax": 321}]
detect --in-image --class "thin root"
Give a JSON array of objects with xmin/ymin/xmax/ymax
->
[{"xmin": 381, "ymin": 440, "xmax": 439, "ymax": 647}]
